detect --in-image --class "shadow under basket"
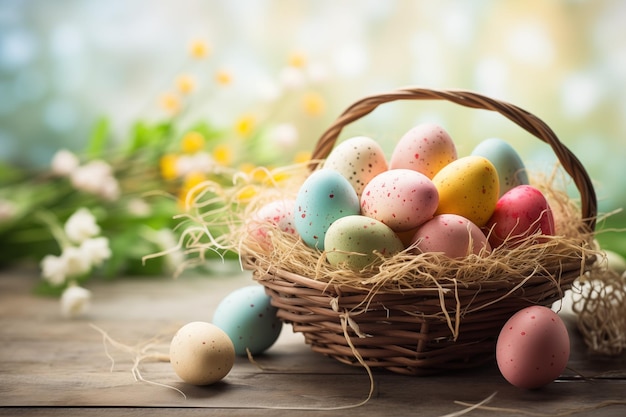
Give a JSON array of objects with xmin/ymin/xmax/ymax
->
[{"xmin": 244, "ymin": 87, "xmax": 598, "ymax": 376}]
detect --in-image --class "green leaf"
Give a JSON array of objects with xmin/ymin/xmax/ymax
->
[{"xmin": 86, "ymin": 117, "xmax": 110, "ymax": 159}]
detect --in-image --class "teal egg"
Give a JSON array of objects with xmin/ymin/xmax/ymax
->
[
  {"xmin": 212, "ymin": 286, "xmax": 282, "ymax": 356},
  {"xmin": 471, "ymin": 138, "xmax": 529, "ymax": 197},
  {"xmin": 294, "ymin": 169, "xmax": 360, "ymax": 250}
]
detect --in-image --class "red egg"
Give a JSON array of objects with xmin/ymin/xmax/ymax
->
[
  {"xmin": 485, "ymin": 185, "xmax": 555, "ymax": 248},
  {"xmin": 496, "ymin": 306, "xmax": 570, "ymax": 389}
]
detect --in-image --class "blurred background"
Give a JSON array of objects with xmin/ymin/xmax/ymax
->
[{"xmin": 1, "ymin": 0, "xmax": 624, "ymax": 257}]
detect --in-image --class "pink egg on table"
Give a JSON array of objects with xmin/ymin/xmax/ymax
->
[
  {"xmin": 496, "ymin": 306, "xmax": 570, "ymax": 390},
  {"xmin": 485, "ymin": 185, "xmax": 555, "ymax": 249},
  {"xmin": 361, "ymin": 169, "xmax": 439, "ymax": 232},
  {"xmin": 410, "ymin": 214, "xmax": 490, "ymax": 258},
  {"xmin": 389, "ymin": 123, "xmax": 457, "ymax": 179}
]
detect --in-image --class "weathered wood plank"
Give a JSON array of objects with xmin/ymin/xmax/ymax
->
[{"xmin": 1, "ymin": 265, "xmax": 626, "ymax": 416}]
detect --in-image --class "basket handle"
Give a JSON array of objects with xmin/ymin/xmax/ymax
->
[{"xmin": 311, "ymin": 87, "xmax": 597, "ymax": 233}]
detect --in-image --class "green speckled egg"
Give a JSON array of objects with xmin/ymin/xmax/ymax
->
[{"xmin": 324, "ymin": 215, "xmax": 404, "ymax": 270}]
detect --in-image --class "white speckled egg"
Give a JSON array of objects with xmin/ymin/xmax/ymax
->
[
  {"xmin": 471, "ymin": 138, "xmax": 529, "ymax": 197},
  {"xmin": 389, "ymin": 123, "xmax": 457, "ymax": 179},
  {"xmin": 323, "ymin": 136, "xmax": 388, "ymax": 197},
  {"xmin": 361, "ymin": 169, "xmax": 439, "ymax": 232},
  {"xmin": 432, "ymin": 155, "xmax": 499, "ymax": 227},
  {"xmin": 496, "ymin": 306, "xmax": 570, "ymax": 389},
  {"xmin": 212, "ymin": 285, "xmax": 283, "ymax": 356},
  {"xmin": 324, "ymin": 215, "xmax": 405, "ymax": 270},
  {"xmin": 294, "ymin": 169, "xmax": 360, "ymax": 250},
  {"xmin": 410, "ymin": 214, "xmax": 491, "ymax": 258},
  {"xmin": 169, "ymin": 321, "xmax": 235, "ymax": 385}
]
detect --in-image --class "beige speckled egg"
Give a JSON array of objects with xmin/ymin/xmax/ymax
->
[
  {"xmin": 361, "ymin": 169, "xmax": 439, "ymax": 232},
  {"xmin": 169, "ymin": 321, "xmax": 235, "ymax": 385},
  {"xmin": 432, "ymin": 156, "xmax": 499, "ymax": 227},
  {"xmin": 389, "ymin": 123, "xmax": 457, "ymax": 179},
  {"xmin": 324, "ymin": 215, "xmax": 405, "ymax": 270},
  {"xmin": 323, "ymin": 136, "xmax": 388, "ymax": 197}
]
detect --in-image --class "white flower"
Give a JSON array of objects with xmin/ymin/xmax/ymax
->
[
  {"xmin": 278, "ymin": 66, "xmax": 306, "ymax": 90},
  {"xmin": 61, "ymin": 285, "xmax": 91, "ymax": 318},
  {"xmin": 0, "ymin": 199, "xmax": 17, "ymax": 223},
  {"xmin": 64, "ymin": 208, "xmax": 100, "ymax": 244},
  {"xmin": 80, "ymin": 237, "xmax": 111, "ymax": 267},
  {"xmin": 269, "ymin": 124, "xmax": 299, "ymax": 148},
  {"xmin": 69, "ymin": 160, "xmax": 116, "ymax": 198},
  {"xmin": 154, "ymin": 229, "xmax": 185, "ymax": 274},
  {"xmin": 99, "ymin": 176, "xmax": 121, "ymax": 201},
  {"xmin": 51, "ymin": 149, "xmax": 80, "ymax": 177},
  {"xmin": 41, "ymin": 254, "xmax": 68, "ymax": 286},
  {"xmin": 175, "ymin": 152, "xmax": 215, "ymax": 176},
  {"xmin": 127, "ymin": 198, "xmax": 151, "ymax": 217},
  {"xmin": 62, "ymin": 246, "xmax": 91, "ymax": 277}
]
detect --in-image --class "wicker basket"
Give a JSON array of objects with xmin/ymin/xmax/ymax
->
[{"xmin": 243, "ymin": 87, "xmax": 598, "ymax": 375}]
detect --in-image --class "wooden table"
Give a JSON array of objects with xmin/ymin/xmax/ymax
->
[{"xmin": 1, "ymin": 264, "xmax": 625, "ymax": 416}]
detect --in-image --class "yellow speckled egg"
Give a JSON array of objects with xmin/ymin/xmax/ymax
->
[{"xmin": 432, "ymin": 156, "xmax": 499, "ymax": 227}]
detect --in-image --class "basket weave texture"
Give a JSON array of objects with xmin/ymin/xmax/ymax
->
[{"xmin": 244, "ymin": 87, "xmax": 598, "ymax": 375}]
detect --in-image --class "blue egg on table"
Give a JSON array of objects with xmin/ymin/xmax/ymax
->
[{"xmin": 212, "ymin": 285, "xmax": 283, "ymax": 356}]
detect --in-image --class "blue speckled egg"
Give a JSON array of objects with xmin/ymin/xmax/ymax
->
[
  {"xmin": 294, "ymin": 169, "xmax": 360, "ymax": 250},
  {"xmin": 212, "ymin": 285, "xmax": 282, "ymax": 356},
  {"xmin": 471, "ymin": 138, "xmax": 529, "ymax": 197}
]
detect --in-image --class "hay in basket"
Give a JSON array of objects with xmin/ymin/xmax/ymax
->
[{"xmin": 180, "ymin": 87, "xmax": 602, "ymax": 376}]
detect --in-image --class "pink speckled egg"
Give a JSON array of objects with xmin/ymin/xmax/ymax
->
[
  {"xmin": 485, "ymin": 185, "xmax": 555, "ymax": 249},
  {"xmin": 410, "ymin": 214, "xmax": 490, "ymax": 258},
  {"xmin": 323, "ymin": 136, "xmax": 388, "ymax": 197},
  {"xmin": 496, "ymin": 306, "xmax": 570, "ymax": 390},
  {"xmin": 389, "ymin": 123, "xmax": 457, "ymax": 179},
  {"xmin": 360, "ymin": 169, "xmax": 439, "ymax": 232},
  {"xmin": 247, "ymin": 199, "xmax": 297, "ymax": 250}
]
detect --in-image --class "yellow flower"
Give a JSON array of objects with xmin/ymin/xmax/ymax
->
[
  {"xmin": 288, "ymin": 51, "xmax": 307, "ymax": 68},
  {"xmin": 160, "ymin": 93, "xmax": 181, "ymax": 114},
  {"xmin": 189, "ymin": 39, "xmax": 210, "ymax": 59},
  {"xmin": 159, "ymin": 154, "xmax": 179, "ymax": 180},
  {"xmin": 212, "ymin": 144, "xmax": 232, "ymax": 166},
  {"xmin": 179, "ymin": 171, "xmax": 207, "ymax": 208},
  {"xmin": 234, "ymin": 114, "xmax": 255, "ymax": 137},
  {"xmin": 181, "ymin": 131, "xmax": 205, "ymax": 154},
  {"xmin": 302, "ymin": 91, "xmax": 325, "ymax": 116},
  {"xmin": 176, "ymin": 74, "xmax": 196, "ymax": 95},
  {"xmin": 294, "ymin": 150, "xmax": 312, "ymax": 164},
  {"xmin": 238, "ymin": 162, "xmax": 256, "ymax": 174},
  {"xmin": 235, "ymin": 185, "xmax": 257, "ymax": 203},
  {"xmin": 215, "ymin": 69, "xmax": 233, "ymax": 86}
]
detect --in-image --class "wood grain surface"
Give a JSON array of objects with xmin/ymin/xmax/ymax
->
[{"xmin": 1, "ymin": 264, "xmax": 625, "ymax": 416}]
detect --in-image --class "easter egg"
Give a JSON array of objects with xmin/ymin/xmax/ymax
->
[
  {"xmin": 169, "ymin": 321, "xmax": 235, "ymax": 385},
  {"xmin": 247, "ymin": 199, "xmax": 297, "ymax": 250},
  {"xmin": 294, "ymin": 169, "xmax": 360, "ymax": 250},
  {"xmin": 432, "ymin": 156, "xmax": 499, "ymax": 227},
  {"xmin": 212, "ymin": 285, "xmax": 283, "ymax": 356},
  {"xmin": 323, "ymin": 136, "xmax": 388, "ymax": 197},
  {"xmin": 471, "ymin": 138, "xmax": 529, "ymax": 197},
  {"xmin": 410, "ymin": 214, "xmax": 490, "ymax": 258},
  {"xmin": 324, "ymin": 215, "xmax": 405, "ymax": 270},
  {"xmin": 360, "ymin": 169, "xmax": 439, "ymax": 232},
  {"xmin": 496, "ymin": 306, "xmax": 570, "ymax": 389},
  {"xmin": 485, "ymin": 185, "xmax": 555, "ymax": 248},
  {"xmin": 389, "ymin": 123, "xmax": 457, "ymax": 179}
]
